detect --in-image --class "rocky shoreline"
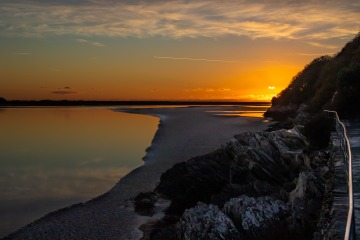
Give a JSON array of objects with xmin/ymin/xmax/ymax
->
[{"xmin": 135, "ymin": 114, "xmax": 334, "ymax": 239}]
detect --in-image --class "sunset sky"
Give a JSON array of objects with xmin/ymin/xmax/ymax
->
[{"xmin": 1, "ymin": 0, "xmax": 359, "ymax": 101}]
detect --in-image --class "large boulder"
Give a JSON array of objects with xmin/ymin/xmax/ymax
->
[
  {"xmin": 264, "ymin": 105, "xmax": 297, "ymax": 120},
  {"xmin": 233, "ymin": 128, "xmax": 309, "ymax": 179},
  {"xmin": 176, "ymin": 202, "xmax": 241, "ymax": 240},
  {"xmin": 234, "ymin": 128, "xmax": 308, "ymax": 164},
  {"xmin": 155, "ymin": 148, "xmax": 233, "ymax": 214},
  {"xmin": 223, "ymin": 195, "xmax": 289, "ymax": 239}
]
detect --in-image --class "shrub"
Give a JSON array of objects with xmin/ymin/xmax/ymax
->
[{"xmin": 303, "ymin": 114, "xmax": 332, "ymax": 149}]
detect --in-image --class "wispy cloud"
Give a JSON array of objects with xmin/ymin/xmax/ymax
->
[
  {"xmin": 76, "ymin": 38, "xmax": 104, "ymax": 47},
  {"xmin": 0, "ymin": 0, "xmax": 359, "ymax": 43},
  {"xmin": 186, "ymin": 88, "xmax": 231, "ymax": 92},
  {"xmin": 79, "ymin": 157, "xmax": 105, "ymax": 166},
  {"xmin": 51, "ymin": 90, "xmax": 77, "ymax": 95},
  {"xmin": 307, "ymin": 41, "xmax": 339, "ymax": 49},
  {"xmin": 218, "ymin": 88, "xmax": 231, "ymax": 91},
  {"xmin": 187, "ymin": 88, "xmax": 215, "ymax": 92}
]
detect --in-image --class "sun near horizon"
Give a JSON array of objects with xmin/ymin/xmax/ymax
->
[{"xmin": 1, "ymin": 1, "xmax": 359, "ymax": 102}]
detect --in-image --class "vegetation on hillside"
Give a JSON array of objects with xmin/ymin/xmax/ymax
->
[
  {"xmin": 302, "ymin": 113, "xmax": 332, "ymax": 149},
  {"xmin": 271, "ymin": 32, "xmax": 360, "ymax": 117}
]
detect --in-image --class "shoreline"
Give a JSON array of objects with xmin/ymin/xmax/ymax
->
[{"xmin": 4, "ymin": 106, "xmax": 270, "ymax": 239}]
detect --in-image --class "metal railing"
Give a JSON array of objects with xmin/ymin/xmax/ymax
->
[{"xmin": 324, "ymin": 110, "xmax": 355, "ymax": 240}]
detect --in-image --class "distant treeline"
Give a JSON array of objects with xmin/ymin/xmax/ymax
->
[
  {"xmin": 0, "ymin": 99, "xmax": 270, "ymax": 107},
  {"xmin": 271, "ymin": 32, "xmax": 360, "ymax": 117}
]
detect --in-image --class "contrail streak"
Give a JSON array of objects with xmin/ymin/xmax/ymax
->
[
  {"xmin": 15, "ymin": 52, "xmax": 31, "ymax": 55},
  {"xmin": 154, "ymin": 56, "xmax": 276, "ymax": 63}
]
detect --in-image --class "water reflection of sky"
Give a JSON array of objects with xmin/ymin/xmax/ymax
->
[
  {"xmin": 0, "ymin": 107, "xmax": 158, "ymax": 237},
  {"xmin": 207, "ymin": 105, "xmax": 270, "ymax": 118}
]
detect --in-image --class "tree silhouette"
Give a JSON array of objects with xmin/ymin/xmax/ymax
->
[
  {"xmin": 0, "ymin": 97, "xmax": 7, "ymax": 103},
  {"xmin": 270, "ymin": 31, "xmax": 360, "ymax": 117}
]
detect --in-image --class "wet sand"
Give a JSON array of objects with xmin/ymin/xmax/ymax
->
[{"xmin": 5, "ymin": 106, "xmax": 269, "ymax": 240}]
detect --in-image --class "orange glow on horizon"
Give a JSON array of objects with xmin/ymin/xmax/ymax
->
[
  {"xmin": 0, "ymin": 37, "xmax": 312, "ymax": 102},
  {"xmin": 1, "ymin": 62, "xmax": 301, "ymax": 102}
]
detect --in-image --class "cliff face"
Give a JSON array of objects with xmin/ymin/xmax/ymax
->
[{"xmin": 266, "ymin": 32, "xmax": 360, "ymax": 118}]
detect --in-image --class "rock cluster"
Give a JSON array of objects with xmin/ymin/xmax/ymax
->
[
  {"xmin": 223, "ymin": 196, "xmax": 289, "ymax": 239},
  {"xmin": 146, "ymin": 127, "xmax": 330, "ymax": 240},
  {"xmin": 176, "ymin": 203, "xmax": 241, "ymax": 240}
]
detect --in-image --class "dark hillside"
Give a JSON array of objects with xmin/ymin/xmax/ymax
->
[{"xmin": 268, "ymin": 32, "xmax": 360, "ymax": 118}]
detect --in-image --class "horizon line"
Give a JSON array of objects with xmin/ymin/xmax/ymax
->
[{"xmin": 1, "ymin": 99, "xmax": 271, "ymax": 103}]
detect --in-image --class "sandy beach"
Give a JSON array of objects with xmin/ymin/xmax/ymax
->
[{"xmin": 5, "ymin": 106, "xmax": 269, "ymax": 240}]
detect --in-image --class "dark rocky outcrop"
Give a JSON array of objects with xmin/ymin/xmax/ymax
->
[
  {"xmin": 146, "ymin": 127, "xmax": 331, "ymax": 240},
  {"xmin": 155, "ymin": 128, "xmax": 308, "ymax": 215}
]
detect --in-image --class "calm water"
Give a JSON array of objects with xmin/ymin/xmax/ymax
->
[
  {"xmin": 0, "ymin": 107, "xmax": 158, "ymax": 238},
  {"xmin": 207, "ymin": 105, "xmax": 270, "ymax": 118}
]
